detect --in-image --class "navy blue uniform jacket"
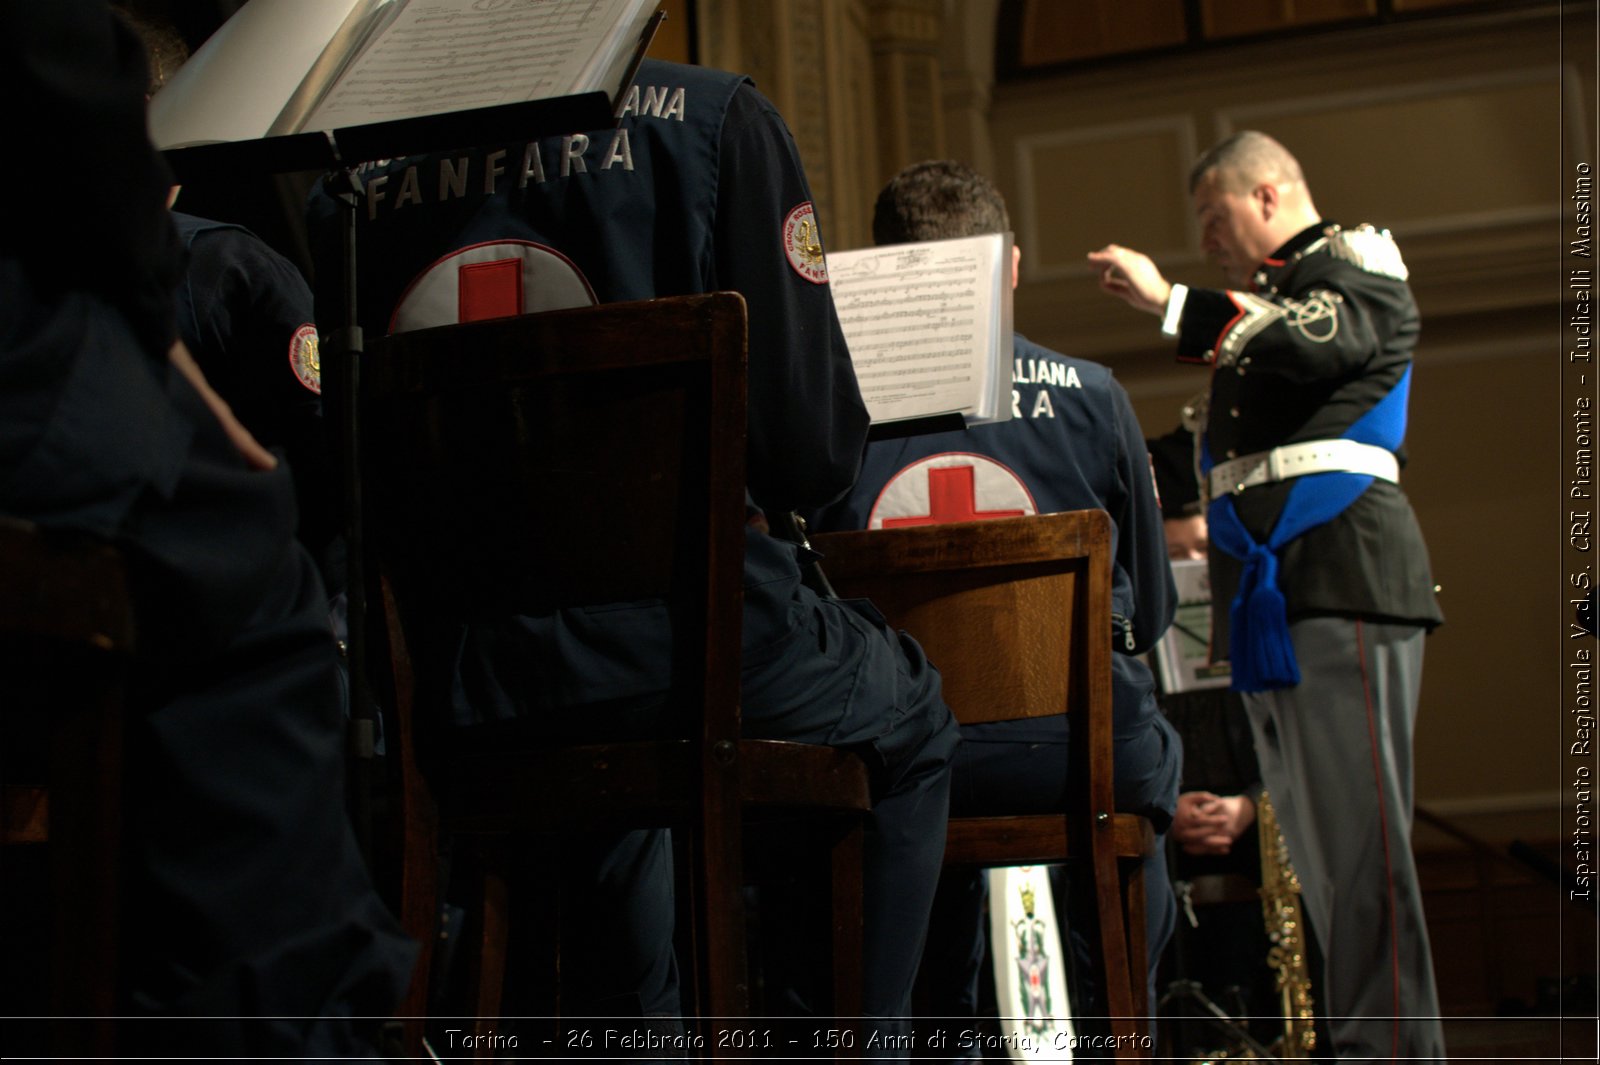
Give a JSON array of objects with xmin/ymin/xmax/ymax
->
[{"xmin": 309, "ymin": 59, "xmax": 872, "ymax": 716}]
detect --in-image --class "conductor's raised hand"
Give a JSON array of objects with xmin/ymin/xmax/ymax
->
[{"xmin": 1087, "ymin": 244, "xmax": 1172, "ymax": 317}]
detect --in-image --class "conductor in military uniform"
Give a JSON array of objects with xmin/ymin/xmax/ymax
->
[{"xmin": 1089, "ymin": 131, "xmax": 1445, "ymax": 1061}]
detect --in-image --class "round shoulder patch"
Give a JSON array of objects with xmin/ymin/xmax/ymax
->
[
  {"xmin": 288, "ymin": 323, "xmax": 321, "ymax": 395},
  {"xmin": 783, "ymin": 202, "xmax": 829, "ymax": 284}
]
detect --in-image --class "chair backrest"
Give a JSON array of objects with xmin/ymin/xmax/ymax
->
[
  {"xmin": 810, "ymin": 510, "xmax": 1113, "ymax": 811},
  {"xmin": 0, "ymin": 516, "xmax": 134, "ymax": 1050},
  {"xmin": 361, "ymin": 292, "xmax": 752, "ymax": 1041},
  {"xmin": 0, "ymin": 517, "xmax": 133, "ymax": 660},
  {"xmin": 0, "ymin": 514, "xmax": 135, "ymax": 843},
  {"xmin": 361, "ymin": 292, "xmax": 749, "ymax": 748}
]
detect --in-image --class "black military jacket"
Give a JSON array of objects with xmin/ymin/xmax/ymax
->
[{"xmin": 1174, "ymin": 222, "xmax": 1444, "ymax": 655}]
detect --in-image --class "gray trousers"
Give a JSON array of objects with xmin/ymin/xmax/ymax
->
[{"xmin": 1242, "ymin": 617, "xmax": 1444, "ymax": 1062}]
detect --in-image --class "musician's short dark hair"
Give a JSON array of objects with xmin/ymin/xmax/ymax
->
[{"xmin": 872, "ymin": 160, "xmax": 1010, "ymax": 246}]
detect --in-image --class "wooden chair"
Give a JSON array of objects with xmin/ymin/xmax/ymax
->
[
  {"xmin": 361, "ymin": 293, "xmax": 869, "ymax": 1057},
  {"xmin": 0, "ymin": 516, "xmax": 135, "ymax": 1057},
  {"xmin": 811, "ymin": 511, "xmax": 1157, "ymax": 1060}
]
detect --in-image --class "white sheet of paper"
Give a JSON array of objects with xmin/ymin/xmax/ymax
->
[
  {"xmin": 827, "ymin": 233, "xmax": 1011, "ymax": 426},
  {"xmin": 303, "ymin": 0, "xmax": 647, "ymax": 130},
  {"xmin": 148, "ymin": 0, "xmax": 372, "ymax": 148},
  {"xmin": 1151, "ymin": 558, "xmax": 1232, "ymax": 692}
]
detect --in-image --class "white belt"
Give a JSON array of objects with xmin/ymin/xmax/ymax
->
[{"xmin": 1207, "ymin": 439, "xmax": 1399, "ymax": 499}]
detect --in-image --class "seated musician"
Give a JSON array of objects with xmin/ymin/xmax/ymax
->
[
  {"xmin": 117, "ymin": 8, "xmax": 338, "ymax": 579},
  {"xmin": 306, "ymin": 56, "xmax": 959, "ymax": 1048},
  {"xmin": 1, "ymin": 3, "xmax": 414, "ymax": 1054},
  {"xmin": 806, "ymin": 160, "xmax": 1182, "ymax": 1043}
]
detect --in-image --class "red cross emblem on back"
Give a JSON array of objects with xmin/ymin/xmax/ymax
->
[
  {"xmin": 389, "ymin": 239, "xmax": 597, "ymax": 334},
  {"xmin": 868, "ymin": 453, "xmax": 1037, "ymax": 530},
  {"xmin": 458, "ymin": 257, "xmax": 524, "ymax": 322}
]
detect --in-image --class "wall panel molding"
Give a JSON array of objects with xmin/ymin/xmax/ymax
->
[{"xmin": 1013, "ymin": 115, "xmax": 1200, "ymax": 281}]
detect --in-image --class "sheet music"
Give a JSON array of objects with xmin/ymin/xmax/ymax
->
[
  {"xmin": 303, "ymin": 0, "xmax": 648, "ymax": 131},
  {"xmin": 149, "ymin": 0, "xmax": 372, "ymax": 148},
  {"xmin": 828, "ymin": 233, "xmax": 1012, "ymax": 426}
]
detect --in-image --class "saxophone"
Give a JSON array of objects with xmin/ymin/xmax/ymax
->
[{"xmin": 1257, "ymin": 790, "xmax": 1316, "ymax": 1058}]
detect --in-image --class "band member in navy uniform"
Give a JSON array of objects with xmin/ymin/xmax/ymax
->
[
  {"xmin": 170, "ymin": 213, "xmax": 333, "ymax": 560},
  {"xmin": 808, "ymin": 160, "xmax": 1181, "ymax": 1040},
  {"xmin": 1, "ymin": 1, "xmax": 414, "ymax": 1055},
  {"xmin": 122, "ymin": 7, "xmax": 336, "ymax": 573},
  {"xmin": 1090, "ymin": 131, "xmax": 1445, "ymax": 1061},
  {"xmin": 309, "ymin": 58, "xmax": 958, "ymax": 1042}
]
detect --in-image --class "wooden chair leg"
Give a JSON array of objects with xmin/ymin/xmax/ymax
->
[
  {"xmin": 1088, "ymin": 845, "xmax": 1142, "ymax": 1058},
  {"xmin": 829, "ymin": 820, "xmax": 864, "ymax": 1057},
  {"xmin": 697, "ymin": 813, "xmax": 750, "ymax": 1057},
  {"xmin": 1125, "ymin": 860, "xmax": 1149, "ymax": 1022},
  {"xmin": 389, "ymin": 575, "xmax": 441, "ymax": 1057},
  {"xmin": 398, "ymin": 793, "xmax": 444, "ymax": 1049},
  {"xmin": 51, "ymin": 694, "xmax": 122, "ymax": 1057},
  {"xmin": 397, "ymin": 820, "xmax": 440, "ymax": 1055},
  {"xmin": 468, "ymin": 867, "xmax": 510, "ymax": 1061}
]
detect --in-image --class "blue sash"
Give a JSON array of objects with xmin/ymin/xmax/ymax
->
[{"xmin": 1205, "ymin": 366, "xmax": 1412, "ymax": 691}]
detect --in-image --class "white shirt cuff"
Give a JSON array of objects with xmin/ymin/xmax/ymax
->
[{"xmin": 1160, "ymin": 283, "xmax": 1188, "ymax": 337}]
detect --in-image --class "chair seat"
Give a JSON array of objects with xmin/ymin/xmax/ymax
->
[
  {"xmin": 1, "ymin": 518, "xmax": 133, "ymax": 1056},
  {"xmin": 1, "ymin": 787, "xmax": 50, "ymax": 845},
  {"xmin": 944, "ymin": 812, "xmax": 1154, "ymax": 868},
  {"xmin": 740, "ymin": 740, "xmax": 871, "ymax": 812},
  {"xmin": 435, "ymin": 739, "xmax": 870, "ymax": 835}
]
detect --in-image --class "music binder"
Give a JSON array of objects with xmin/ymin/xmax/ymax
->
[{"xmin": 150, "ymin": 0, "xmax": 660, "ymax": 181}]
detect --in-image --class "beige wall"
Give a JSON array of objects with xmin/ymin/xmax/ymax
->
[
  {"xmin": 697, "ymin": 0, "xmax": 953, "ymax": 251},
  {"xmin": 696, "ymin": 1, "xmax": 1595, "ymax": 843}
]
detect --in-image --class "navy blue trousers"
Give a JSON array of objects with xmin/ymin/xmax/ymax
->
[
  {"xmin": 917, "ymin": 653, "xmax": 1181, "ymax": 1051},
  {"xmin": 446, "ymin": 527, "xmax": 959, "ymax": 1035}
]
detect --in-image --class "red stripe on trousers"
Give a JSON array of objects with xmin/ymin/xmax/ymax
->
[{"xmin": 1357, "ymin": 619, "xmax": 1402, "ymax": 1060}]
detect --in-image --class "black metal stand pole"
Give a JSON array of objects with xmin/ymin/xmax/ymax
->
[{"xmin": 327, "ymin": 166, "xmax": 375, "ymax": 861}]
